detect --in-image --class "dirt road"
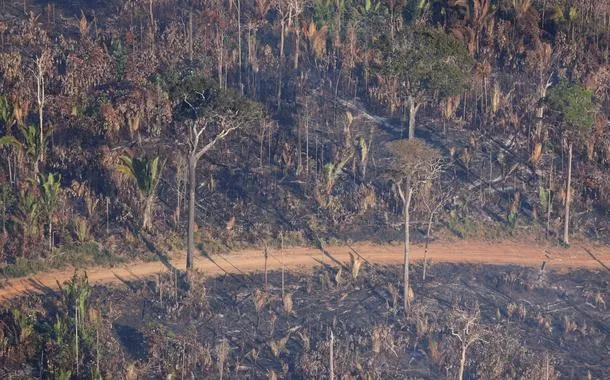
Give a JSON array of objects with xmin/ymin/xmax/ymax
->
[{"xmin": 1, "ymin": 240, "xmax": 608, "ymax": 302}]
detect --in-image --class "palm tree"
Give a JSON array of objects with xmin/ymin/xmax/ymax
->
[
  {"xmin": 12, "ymin": 189, "xmax": 41, "ymax": 257},
  {"xmin": 117, "ymin": 154, "xmax": 163, "ymax": 231}
]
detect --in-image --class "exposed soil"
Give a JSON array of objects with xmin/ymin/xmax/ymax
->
[{"xmin": 1, "ymin": 240, "xmax": 608, "ymax": 302}]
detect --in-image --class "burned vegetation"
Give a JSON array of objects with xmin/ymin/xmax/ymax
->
[{"xmin": 1, "ymin": 261, "xmax": 608, "ymax": 378}]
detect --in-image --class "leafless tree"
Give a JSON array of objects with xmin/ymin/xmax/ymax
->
[
  {"xmin": 450, "ymin": 304, "xmax": 485, "ymax": 380},
  {"xmin": 182, "ymin": 88, "xmax": 263, "ymax": 270},
  {"xmin": 387, "ymin": 139, "xmax": 443, "ymax": 314}
]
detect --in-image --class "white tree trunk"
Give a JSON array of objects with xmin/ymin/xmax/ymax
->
[
  {"xmin": 563, "ymin": 142, "xmax": 572, "ymax": 245},
  {"xmin": 402, "ymin": 185, "xmax": 413, "ymax": 314}
]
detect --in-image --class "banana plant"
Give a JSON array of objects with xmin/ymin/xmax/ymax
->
[
  {"xmin": 0, "ymin": 183, "xmax": 14, "ymax": 235},
  {"xmin": 117, "ymin": 154, "xmax": 163, "ymax": 231},
  {"xmin": 11, "ymin": 189, "xmax": 41, "ymax": 255},
  {"xmin": 0, "ymin": 96, "xmax": 13, "ymax": 130},
  {"xmin": 0, "ymin": 124, "xmax": 45, "ymax": 175},
  {"xmin": 39, "ymin": 172, "xmax": 62, "ymax": 252}
]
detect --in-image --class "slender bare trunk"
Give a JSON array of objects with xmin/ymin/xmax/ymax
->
[
  {"xmin": 402, "ymin": 185, "xmax": 413, "ymax": 314},
  {"xmin": 36, "ymin": 57, "xmax": 45, "ymax": 165},
  {"xmin": 294, "ymin": 14, "xmax": 300, "ymax": 70},
  {"xmin": 187, "ymin": 157, "xmax": 196, "ymax": 270},
  {"xmin": 281, "ymin": 232, "xmax": 285, "ymax": 298},
  {"xmin": 237, "ymin": 0, "xmax": 243, "ymax": 95},
  {"xmin": 329, "ymin": 330, "xmax": 334, "ymax": 380},
  {"xmin": 264, "ymin": 245, "xmax": 268, "ymax": 290},
  {"xmin": 408, "ymin": 96, "xmax": 420, "ymax": 140},
  {"xmin": 75, "ymin": 303, "xmax": 79, "ymax": 377},
  {"xmin": 143, "ymin": 194, "xmax": 154, "ymax": 231},
  {"xmin": 423, "ymin": 212, "xmax": 433, "ymax": 281},
  {"xmin": 297, "ymin": 120, "xmax": 302, "ymax": 175},
  {"xmin": 458, "ymin": 342, "xmax": 466, "ymax": 380},
  {"xmin": 48, "ymin": 217, "xmax": 52, "ymax": 252},
  {"xmin": 277, "ymin": 18, "xmax": 285, "ymax": 110},
  {"xmin": 563, "ymin": 142, "xmax": 572, "ymax": 245},
  {"xmin": 188, "ymin": 10, "xmax": 193, "ymax": 62}
]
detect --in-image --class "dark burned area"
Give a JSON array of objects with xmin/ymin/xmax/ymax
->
[{"xmin": 5, "ymin": 263, "xmax": 607, "ymax": 379}]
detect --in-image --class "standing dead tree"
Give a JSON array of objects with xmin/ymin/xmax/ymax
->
[
  {"xmin": 386, "ymin": 139, "xmax": 443, "ymax": 314},
  {"xmin": 449, "ymin": 304, "xmax": 485, "ymax": 380},
  {"xmin": 177, "ymin": 78, "xmax": 264, "ymax": 270}
]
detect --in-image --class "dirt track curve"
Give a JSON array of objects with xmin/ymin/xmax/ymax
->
[{"xmin": 1, "ymin": 241, "xmax": 609, "ymax": 302}]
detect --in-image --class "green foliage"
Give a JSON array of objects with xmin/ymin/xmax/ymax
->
[
  {"xmin": 169, "ymin": 73, "xmax": 264, "ymax": 126},
  {"xmin": 118, "ymin": 155, "xmax": 160, "ymax": 198},
  {"xmin": 538, "ymin": 185, "xmax": 550, "ymax": 211},
  {"xmin": 313, "ymin": 0, "xmax": 345, "ymax": 29},
  {"xmin": 111, "ymin": 38, "xmax": 127, "ymax": 81},
  {"xmin": 0, "ymin": 183, "xmax": 14, "ymax": 230},
  {"xmin": 0, "ymin": 96, "xmax": 13, "ymax": 129},
  {"xmin": 507, "ymin": 210, "xmax": 518, "ymax": 228},
  {"xmin": 45, "ymin": 272, "xmax": 97, "ymax": 378},
  {"xmin": 74, "ymin": 218, "xmax": 91, "ymax": 243},
  {"xmin": 0, "ymin": 134, "xmax": 21, "ymax": 148},
  {"xmin": 546, "ymin": 80, "xmax": 597, "ymax": 139},
  {"xmin": 405, "ymin": 0, "xmax": 430, "ymax": 23},
  {"xmin": 383, "ymin": 27, "xmax": 473, "ymax": 101},
  {"xmin": 39, "ymin": 172, "xmax": 61, "ymax": 220},
  {"xmin": 1, "ymin": 124, "xmax": 45, "ymax": 163},
  {"xmin": 0, "ymin": 242, "xmax": 125, "ymax": 278},
  {"xmin": 12, "ymin": 189, "xmax": 41, "ymax": 244}
]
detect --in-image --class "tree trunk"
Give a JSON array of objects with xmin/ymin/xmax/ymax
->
[
  {"xmin": 36, "ymin": 61, "xmax": 45, "ymax": 165},
  {"xmin": 403, "ymin": 186, "xmax": 413, "ymax": 314},
  {"xmin": 329, "ymin": 330, "xmax": 334, "ymax": 380},
  {"xmin": 187, "ymin": 157, "xmax": 197, "ymax": 270},
  {"xmin": 188, "ymin": 10, "xmax": 193, "ymax": 62},
  {"xmin": 277, "ymin": 18, "xmax": 285, "ymax": 110},
  {"xmin": 48, "ymin": 217, "xmax": 52, "ymax": 253},
  {"xmin": 237, "ymin": 0, "xmax": 243, "ymax": 95},
  {"xmin": 563, "ymin": 142, "xmax": 572, "ymax": 245},
  {"xmin": 294, "ymin": 15, "xmax": 300, "ymax": 70},
  {"xmin": 458, "ymin": 342, "xmax": 467, "ymax": 380},
  {"xmin": 142, "ymin": 194, "xmax": 154, "ymax": 231},
  {"xmin": 546, "ymin": 161, "xmax": 553, "ymax": 238},
  {"xmin": 408, "ymin": 96, "xmax": 420, "ymax": 140},
  {"xmin": 423, "ymin": 211, "xmax": 433, "ymax": 281},
  {"xmin": 305, "ymin": 97, "xmax": 309, "ymax": 177}
]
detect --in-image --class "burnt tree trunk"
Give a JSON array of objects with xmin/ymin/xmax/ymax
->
[{"xmin": 187, "ymin": 157, "xmax": 197, "ymax": 270}]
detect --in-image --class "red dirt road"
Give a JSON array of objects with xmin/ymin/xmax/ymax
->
[{"xmin": 1, "ymin": 240, "xmax": 608, "ymax": 302}]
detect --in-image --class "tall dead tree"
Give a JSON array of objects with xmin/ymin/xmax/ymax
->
[
  {"xmin": 33, "ymin": 51, "xmax": 50, "ymax": 165},
  {"xmin": 179, "ymin": 79, "xmax": 263, "ymax": 270},
  {"xmin": 450, "ymin": 305, "xmax": 485, "ymax": 380},
  {"xmin": 386, "ymin": 139, "xmax": 443, "ymax": 314}
]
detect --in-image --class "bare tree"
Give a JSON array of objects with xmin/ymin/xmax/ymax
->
[
  {"xmin": 386, "ymin": 139, "xmax": 443, "ymax": 313},
  {"xmin": 275, "ymin": 0, "xmax": 290, "ymax": 109},
  {"xmin": 450, "ymin": 305, "xmax": 485, "ymax": 380},
  {"xmin": 33, "ymin": 50, "xmax": 51, "ymax": 166},
  {"xmin": 287, "ymin": 0, "xmax": 307, "ymax": 71},
  {"xmin": 180, "ymin": 82, "xmax": 263, "ymax": 270}
]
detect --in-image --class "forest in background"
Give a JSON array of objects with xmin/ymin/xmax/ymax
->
[{"xmin": 0, "ymin": 0, "xmax": 608, "ymax": 273}]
